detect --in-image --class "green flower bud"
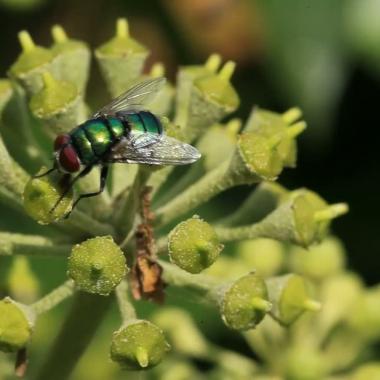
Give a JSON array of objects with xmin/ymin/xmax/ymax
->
[
  {"xmin": 0, "ymin": 79, "xmax": 13, "ymax": 115},
  {"xmin": 185, "ymin": 61, "xmax": 239, "ymax": 141},
  {"xmin": 256, "ymin": 188, "xmax": 348, "ymax": 247},
  {"xmin": 7, "ymin": 256, "xmax": 40, "ymax": 303},
  {"xmin": 197, "ymin": 119, "xmax": 241, "ymax": 171},
  {"xmin": 51, "ymin": 25, "xmax": 91, "ymax": 94},
  {"xmin": 245, "ymin": 106, "xmax": 305, "ymax": 168},
  {"xmin": 153, "ymin": 307, "xmax": 208, "ymax": 358},
  {"xmin": 0, "ymin": 297, "xmax": 34, "ymax": 352},
  {"xmin": 237, "ymin": 238, "xmax": 284, "ymax": 277},
  {"xmin": 168, "ymin": 216, "xmax": 224, "ymax": 274},
  {"xmin": 205, "ymin": 256, "xmax": 246, "ymax": 280},
  {"xmin": 29, "ymin": 72, "xmax": 81, "ymax": 134},
  {"xmin": 68, "ymin": 236, "xmax": 127, "ymax": 296},
  {"xmin": 95, "ymin": 18, "xmax": 148, "ymax": 97},
  {"xmin": 233, "ymin": 118, "xmax": 305, "ymax": 181},
  {"xmin": 220, "ymin": 272, "xmax": 271, "ymax": 330},
  {"xmin": 347, "ymin": 285, "xmax": 380, "ymax": 341},
  {"xmin": 23, "ymin": 167, "xmax": 73, "ymax": 224},
  {"xmin": 9, "ymin": 30, "xmax": 56, "ymax": 95},
  {"xmin": 289, "ymin": 236, "xmax": 346, "ymax": 280},
  {"xmin": 110, "ymin": 319, "xmax": 170, "ymax": 370},
  {"xmin": 284, "ymin": 347, "xmax": 327, "ymax": 380},
  {"xmin": 266, "ymin": 274, "xmax": 321, "ymax": 326},
  {"xmin": 350, "ymin": 363, "xmax": 380, "ymax": 380},
  {"xmin": 318, "ymin": 273, "xmax": 363, "ymax": 335}
]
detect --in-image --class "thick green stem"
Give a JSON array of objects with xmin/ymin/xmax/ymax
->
[
  {"xmin": 159, "ymin": 260, "xmax": 219, "ymax": 302},
  {"xmin": 35, "ymin": 292, "xmax": 112, "ymax": 380},
  {"xmin": 0, "ymin": 232, "xmax": 71, "ymax": 257},
  {"xmin": 31, "ymin": 280, "xmax": 75, "ymax": 315},
  {"xmin": 214, "ymin": 224, "xmax": 267, "ymax": 243},
  {"xmin": 154, "ymin": 160, "xmax": 241, "ymax": 227},
  {"xmin": 67, "ymin": 209, "xmax": 115, "ymax": 236},
  {"xmin": 115, "ymin": 279, "xmax": 136, "ymax": 323}
]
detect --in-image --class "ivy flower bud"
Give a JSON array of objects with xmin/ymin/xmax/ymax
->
[
  {"xmin": 51, "ymin": 25, "xmax": 91, "ymax": 94},
  {"xmin": 95, "ymin": 18, "xmax": 148, "ymax": 97},
  {"xmin": 289, "ymin": 236, "xmax": 346, "ymax": 280},
  {"xmin": 8, "ymin": 30, "xmax": 56, "ymax": 95},
  {"xmin": 237, "ymin": 238, "xmax": 284, "ymax": 277},
  {"xmin": 0, "ymin": 79, "xmax": 13, "ymax": 115},
  {"xmin": 168, "ymin": 216, "xmax": 224, "ymax": 274},
  {"xmin": 220, "ymin": 272, "xmax": 271, "ymax": 330},
  {"xmin": 266, "ymin": 274, "xmax": 321, "ymax": 326},
  {"xmin": 232, "ymin": 117, "xmax": 306, "ymax": 181},
  {"xmin": 256, "ymin": 189, "xmax": 348, "ymax": 247},
  {"xmin": 153, "ymin": 307, "xmax": 208, "ymax": 358},
  {"xmin": 347, "ymin": 286, "xmax": 380, "ymax": 341},
  {"xmin": 7, "ymin": 256, "xmax": 40, "ymax": 303},
  {"xmin": 284, "ymin": 347, "xmax": 327, "ymax": 380},
  {"xmin": 245, "ymin": 106, "xmax": 305, "ymax": 168},
  {"xmin": 23, "ymin": 167, "xmax": 73, "ymax": 224},
  {"xmin": 186, "ymin": 61, "xmax": 240, "ymax": 141},
  {"xmin": 30, "ymin": 72, "xmax": 81, "ymax": 135},
  {"xmin": 350, "ymin": 363, "xmax": 380, "ymax": 380},
  {"xmin": 68, "ymin": 236, "xmax": 127, "ymax": 296},
  {"xmin": 110, "ymin": 319, "xmax": 170, "ymax": 370},
  {"xmin": 0, "ymin": 297, "xmax": 34, "ymax": 352}
]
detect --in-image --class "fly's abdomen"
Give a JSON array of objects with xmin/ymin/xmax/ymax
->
[{"xmin": 125, "ymin": 111, "xmax": 162, "ymax": 135}]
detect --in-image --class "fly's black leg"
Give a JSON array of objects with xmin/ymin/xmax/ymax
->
[
  {"xmin": 49, "ymin": 165, "xmax": 93, "ymax": 215},
  {"xmin": 65, "ymin": 166, "xmax": 109, "ymax": 218},
  {"xmin": 33, "ymin": 166, "xmax": 56, "ymax": 178}
]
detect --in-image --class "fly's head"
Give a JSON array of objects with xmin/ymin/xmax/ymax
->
[{"xmin": 53, "ymin": 134, "xmax": 81, "ymax": 174}]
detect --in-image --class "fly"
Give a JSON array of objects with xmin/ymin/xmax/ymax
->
[{"xmin": 34, "ymin": 77, "xmax": 201, "ymax": 216}]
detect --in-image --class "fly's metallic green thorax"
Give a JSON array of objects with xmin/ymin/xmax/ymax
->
[{"xmin": 69, "ymin": 112, "xmax": 162, "ymax": 165}]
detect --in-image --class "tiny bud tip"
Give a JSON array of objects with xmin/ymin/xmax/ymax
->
[
  {"xmin": 205, "ymin": 53, "xmax": 222, "ymax": 73},
  {"xmin": 219, "ymin": 60, "xmax": 236, "ymax": 82},
  {"xmin": 135, "ymin": 346, "xmax": 149, "ymax": 368},
  {"xmin": 18, "ymin": 31, "xmax": 35, "ymax": 53},
  {"xmin": 116, "ymin": 18, "xmax": 129, "ymax": 38},
  {"xmin": 52, "ymin": 25, "xmax": 68, "ymax": 43}
]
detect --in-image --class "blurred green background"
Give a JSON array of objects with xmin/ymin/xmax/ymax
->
[{"xmin": 0, "ymin": 0, "xmax": 379, "ymax": 378}]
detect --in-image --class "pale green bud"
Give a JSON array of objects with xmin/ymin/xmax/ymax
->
[
  {"xmin": 220, "ymin": 272, "xmax": 271, "ymax": 330},
  {"xmin": 350, "ymin": 363, "xmax": 380, "ymax": 380},
  {"xmin": 110, "ymin": 319, "xmax": 170, "ymax": 370},
  {"xmin": 266, "ymin": 274, "xmax": 321, "ymax": 326},
  {"xmin": 237, "ymin": 238, "xmax": 284, "ymax": 277},
  {"xmin": 168, "ymin": 216, "xmax": 224, "ymax": 274},
  {"xmin": 29, "ymin": 72, "xmax": 81, "ymax": 134},
  {"xmin": 289, "ymin": 236, "xmax": 346, "ymax": 280},
  {"xmin": 95, "ymin": 18, "xmax": 148, "ymax": 97},
  {"xmin": 51, "ymin": 25, "xmax": 91, "ymax": 93},
  {"xmin": 68, "ymin": 236, "xmax": 127, "ymax": 296},
  {"xmin": 0, "ymin": 297, "xmax": 34, "ymax": 352},
  {"xmin": 8, "ymin": 30, "xmax": 57, "ymax": 95},
  {"xmin": 153, "ymin": 307, "xmax": 208, "ymax": 358},
  {"xmin": 23, "ymin": 167, "xmax": 74, "ymax": 224}
]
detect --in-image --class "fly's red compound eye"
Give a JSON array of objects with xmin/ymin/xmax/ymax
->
[
  {"xmin": 59, "ymin": 145, "xmax": 80, "ymax": 173},
  {"xmin": 54, "ymin": 134, "xmax": 71, "ymax": 151}
]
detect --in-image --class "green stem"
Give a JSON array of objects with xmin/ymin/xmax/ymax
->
[
  {"xmin": 154, "ymin": 160, "xmax": 239, "ymax": 227},
  {"xmin": 159, "ymin": 260, "xmax": 219, "ymax": 302},
  {"xmin": 35, "ymin": 292, "xmax": 112, "ymax": 380},
  {"xmin": 115, "ymin": 279, "xmax": 136, "ymax": 323},
  {"xmin": 214, "ymin": 223, "xmax": 267, "ymax": 243},
  {"xmin": 31, "ymin": 280, "xmax": 75, "ymax": 315},
  {"xmin": 0, "ymin": 233, "xmax": 71, "ymax": 257},
  {"xmin": 67, "ymin": 209, "xmax": 115, "ymax": 236},
  {"xmin": 114, "ymin": 166, "xmax": 151, "ymax": 234}
]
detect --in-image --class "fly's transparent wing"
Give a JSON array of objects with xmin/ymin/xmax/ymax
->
[
  {"xmin": 93, "ymin": 77, "xmax": 166, "ymax": 117},
  {"xmin": 106, "ymin": 132, "xmax": 201, "ymax": 166}
]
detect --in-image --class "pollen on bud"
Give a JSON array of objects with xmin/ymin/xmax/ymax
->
[
  {"xmin": 23, "ymin": 167, "xmax": 74, "ymax": 225},
  {"xmin": 68, "ymin": 236, "xmax": 127, "ymax": 296},
  {"xmin": 168, "ymin": 216, "xmax": 224, "ymax": 274},
  {"xmin": 110, "ymin": 320, "xmax": 170, "ymax": 370},
  {"xmin": 0, "ymin": 297, "xmax": 34, "ymax": 353},
  {"xmin": 266, "ymin": 274, "xmax": 321, "ymax": 326},
  {"xmin": 220, "ymin": 272, "xmax": 271, "ymax": 330}
]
